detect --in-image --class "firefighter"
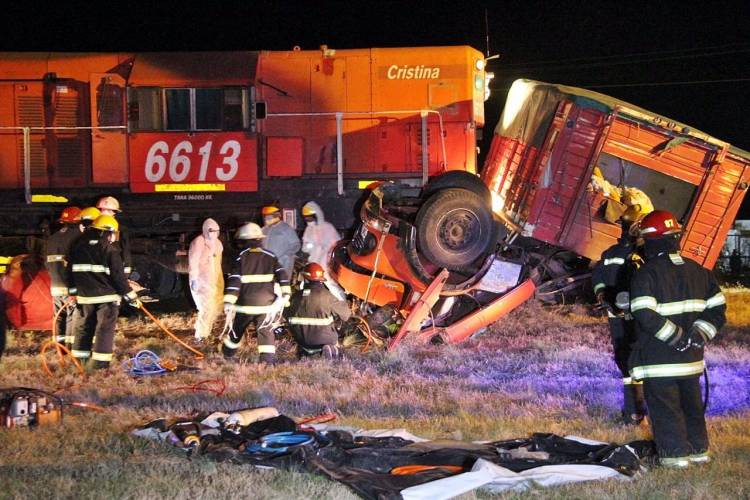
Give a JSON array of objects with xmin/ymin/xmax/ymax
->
[
  {"xmin": 45, "ymin": 206, "xmax": 83, "ymax": 346},
  {"xmin": 188, "ymin": 218, "xmax": 224, "ymax": 341},
  {"xmin": 67, "ymin": 215, "xmax": 140, "ymax": 369},
  {"xmin": 79, "ymin": 206, "xmax": 101, "ymax": 228},
  {"xmin": 592, "ymin": 218, "xmax": 646, "ymax": 425},
  {"xmin": 629, "ymin": 210, "xmax": 726, "ymax": 468},
  {"xmin": 222, "ymin": 222, "xmax": 289, "ymax": 363},
  {"xmin": 260, "ymin": 205, "xmax": 300, "ymax": 282},
  {"xmin": 97, "ymin": 196, "xmax": 133, "ymax": 276},
  {"xmin": 301, "ymin": 201, "xmax": 344, "ymax": 299},
  {"xmin": 287, "ymin": 262, "xmax": 351, "ymax": 360}
]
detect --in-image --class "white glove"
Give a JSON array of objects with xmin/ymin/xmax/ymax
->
[
  {"xmin": 128, "ymin": 298, "xmax": 143, "ymax": 309},
  {"xmin": 224, "ymin": 303, "xmax": 234, "ymax": 315}
]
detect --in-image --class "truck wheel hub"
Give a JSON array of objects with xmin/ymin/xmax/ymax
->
[{"xmin": 439, "ymin": 209, "xmax": 479, "ymax": 250}]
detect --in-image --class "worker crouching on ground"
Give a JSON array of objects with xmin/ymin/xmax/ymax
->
[
  {"xmin": 629, "ymin": 210, "xmax": 726, "ymax": 468},
  {"xmin": 222, "ymin": 223, "xmax": 290, "ymax": 364},
  {"xmin": 261, "ymin": 205, "xmax": 300, "ymax": 282},
  {"xmin": 189, "ymin": 218, "xmax": 224, "ymax": 342},
  {"xmin": 45, "ymin": 206, "xmax": 83, "ymax": 346},
  {"xmin": 592, "ymin": 217, "xmax": 647, "ymax": 425},
  {"xmin": 66, "ymin": 215, "xmax": 141, "ymax": 369},
  {"xmin": 287, "ymin": 262, "xmax": 351, "ymax": 360}
]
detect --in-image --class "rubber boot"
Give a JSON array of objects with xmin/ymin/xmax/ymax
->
[{"xmin": 623, "ymin": 383, "xmax": 646, "ymax": 425}]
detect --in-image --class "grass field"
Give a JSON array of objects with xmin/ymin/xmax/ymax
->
[{"xmin": 1, "ymin": 291, "xmax": 748, "ymax": 499}]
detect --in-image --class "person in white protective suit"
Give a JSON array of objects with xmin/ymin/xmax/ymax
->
[
  {"xmin": 301, "ymin": 201, "xmax": 345, "ymax": 299},
  {"xmin": 188, "ymin": 218, "xmax": 224, "ymax": 341},
  {"xmin": 260, "ymin": 205, "xmax": 300, "ymax": 281}
]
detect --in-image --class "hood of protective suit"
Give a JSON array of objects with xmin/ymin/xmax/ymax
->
[
  {"xmin": 303, "ymin": 201, "xmax": 326, "ymax": 224},
  {"xmin": 202, "ymin": 218, "xmax": 220, "ymax": 241}
]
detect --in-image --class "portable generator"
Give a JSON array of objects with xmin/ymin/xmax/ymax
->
[{"xmin": 0, "ymin": 387, "xmax": 63, "ymax": 428}]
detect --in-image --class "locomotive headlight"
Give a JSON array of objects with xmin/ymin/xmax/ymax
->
[
  {"xmin": 475, "ymin": 75, "xmax": 484, "ymax": 91},
  {"xmin": 475, "ymin": 59, "xmax": 485, "ymax": 71}
]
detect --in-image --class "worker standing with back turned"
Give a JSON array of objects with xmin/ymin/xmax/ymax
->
[
  {"xmin": 592, "ymin": 218, "xmax": 646, "ymax": 425},
  {"xmin": 67, "ymin": 215, "xmax": 141, "ymax": 370},
  {"xmin": 629, "ymin": 210, "xmax": 726, "ymax": 468},
  {"xmin": 222, "ymin": 222, "xmax": 290, "ymax": 364},
  {"xmin": 45, "ymin": 206, "xmax": 83, "ymax": 346}
]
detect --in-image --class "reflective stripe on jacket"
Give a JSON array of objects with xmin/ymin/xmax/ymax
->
[
  {"xmin": 629, "ymin": 252, "xmax": 726, "ymax": 380},
  {"xmin": 223, "ymin": 246, "xmax": 289, "ymax": 314},
  {"xmin": 287, "ymin": 282, "xmax": 351, "ymax": 347}
]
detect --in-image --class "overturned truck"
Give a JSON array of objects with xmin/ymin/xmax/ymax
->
[{"xmin": 332, "ymin": 79, "xmax": 750, "ymax": 347}]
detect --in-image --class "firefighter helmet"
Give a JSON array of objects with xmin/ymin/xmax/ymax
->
[
  {"xmin": 96, "ymin": 196, "xmax": 121, "ymax": 213},
  {"xmin": 302, "ymin": 262, "xmax": 326, "ymax": 282},
  {"xmin": 638, "ymin": 210, "xmax": 681, "ymax": 238},
  {"xmin": 58, "ymin": 206, "xmax": 82, "ymax": 224},
  {"xmin": 79, "ymin": 207, "xmax": 101, "ymax": 222},
  {"xmin": 302, "ymin": 204, "xmax": 316, "ymax": 217},
  {"xmin": 261, "ymin": 205, "xmax": 281, "ymax": 217},
  {"xmin": 236, "ymin": 222, "xmax": 265, "ymax": 240},
  {"xmin": 91, "ymin": 214, "xmax": 119, "ymax": 232}
]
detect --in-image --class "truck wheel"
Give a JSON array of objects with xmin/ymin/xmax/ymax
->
[
  {"xmin": 415, "ymin": 188, "xmax": 497, "ymax": 272},
  {"xmin": 422, "ymin": 171, "xmax": 491, "ymax": 205}
]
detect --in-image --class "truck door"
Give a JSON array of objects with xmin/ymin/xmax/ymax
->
[{"xmin": 89, "ymin": 73, "xmax": 128, "ymax": 184}]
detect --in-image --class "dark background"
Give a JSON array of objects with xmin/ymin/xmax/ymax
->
[{"xmin": 3, "ymin": 1, "xmax": 750, "ymax": 216}]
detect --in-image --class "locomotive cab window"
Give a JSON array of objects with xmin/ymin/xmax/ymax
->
[
  {"xmin": 128, "ymin": 87, "xmax": 250, "ymax": 132},
  {"xmin": 596, "ymin": 152, "xmax": 698, "ymax": 222}
]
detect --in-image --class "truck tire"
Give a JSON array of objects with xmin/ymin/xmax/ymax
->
[
  {"xmin": 422, "ymin": 171, "xmax": 492, "ymax": 205},
  {"xmin": 415, "ymin": 188, "xmax": 497, "ymax": 272}
]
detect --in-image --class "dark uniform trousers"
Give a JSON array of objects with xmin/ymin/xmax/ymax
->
[
  {"xmin": 608, "ymin": 315, "xmax": 644, "ymax": 415},
  {"xmin": 643, "ymin": 377, "xmax": 708, "ymax": 457},
  {"xmin": 222, "ymin": 313, "xmax": 275, "ymax": 358},
  {"xmin": 71, "ymin": 303, "xmax": 120, "ymax": 368},
  {"xmin": 53, "ymin": 296, "xmax": 75, "ymax": 345}
]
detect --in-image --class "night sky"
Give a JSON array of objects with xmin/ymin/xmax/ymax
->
[{"xmin": 3, "ymin": 1, "xmax": 750, "ymax": 215}]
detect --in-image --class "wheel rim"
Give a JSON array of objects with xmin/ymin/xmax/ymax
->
[{"xmin": 437, "ymin": 208, "xmax": 481, "ymax": 252}]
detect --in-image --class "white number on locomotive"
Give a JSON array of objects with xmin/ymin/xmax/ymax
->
[{"xmin": 144, "ymin": 140, "xmax": 241, "ymax": 183}]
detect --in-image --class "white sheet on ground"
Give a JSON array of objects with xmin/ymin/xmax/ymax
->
[
  {"xmin": 309, "ymin": 423, "xmax": 428, "ymax": 442},
  {"xmin": 401, "ymin": 459, "xmax": 629, "ymax": 499}
]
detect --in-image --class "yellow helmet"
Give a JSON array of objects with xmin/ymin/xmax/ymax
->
[
  {"xmin": 92, "ymin": 214, "xmax": 119, "ymax": 232},
  {"xmin": 261, "ymin": 205, "xmax": 281, "ymax": 216},
  {"xmin": 96, "ymin": 196, "xmax": 121, "ymax": 213},
  {"xmin": 301, "ymin": 205, "xmax": 316, "ymax": 217},
  {"xmin": 79, "ymin": 207, "xmax": 101, "ymax": 222}
]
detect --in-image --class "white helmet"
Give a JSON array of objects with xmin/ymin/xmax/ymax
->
[
  {"xmin": 96, "ymin": 196, "xmax": 121, "ymax": 213},
  {"xmin": 236, "ymin": 222, "xmax": 265, "ymax": 240}
]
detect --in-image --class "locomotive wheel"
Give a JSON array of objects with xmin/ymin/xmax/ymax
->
[
  {"xmin": 422, "ymin": 171, "xmax": 492, "ymax": 205},
  {"xmin": 415, "ymin": 188, "xmax": 497, "ymax": 272}
]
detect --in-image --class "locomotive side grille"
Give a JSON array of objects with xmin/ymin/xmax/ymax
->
[
  {"xmin": 54, "ymin": 96, "xmax": 80, "ymax": 127},
  {"xmin": 16, "ymin": 96, "xmax": 44, "ymax": 127},
  {"xmin": 56, "ymin": 138, "xmax": 84, "ymax": 178},
  {"xmin": 16, "ymin": 137, "xmax": 47, "ymax": 178}
]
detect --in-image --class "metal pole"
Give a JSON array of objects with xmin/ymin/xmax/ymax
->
[
  {"xmin": 23, "ymin": 127, "xmax": 31, "ymax": 204},
  {"xmin": 336, "ymin": 112, "xmax": 343, "ymax": 195},
  {"xmin": 421, "ymin": 111, "xmax": 429, "ymax": 186}
]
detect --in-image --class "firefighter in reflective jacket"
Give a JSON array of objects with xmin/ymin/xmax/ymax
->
[
  {"xmin": 222, "ymin": 222, "xmax": 290, "ymax": 363},
  {"xmin": 66, "ymin": 215, "xmax": 140, "ymax": 369},
  {"xmin": 45, "ymin": 206, "xmax": 83, "ymax": 346},
  {"xmin": 287, "ymin": 262, "xmax": 351, "ymax": 360},
  {"xmin": 592, "ymin": 219, "xmax": 646, "ymax": 425},
  {"xmin": 97, "ymin": 196, "xmax": 133, "ymax": 275},
  {"xmin": 629, "ymin": 210, "xmax": 726, "ymax": 468}
]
